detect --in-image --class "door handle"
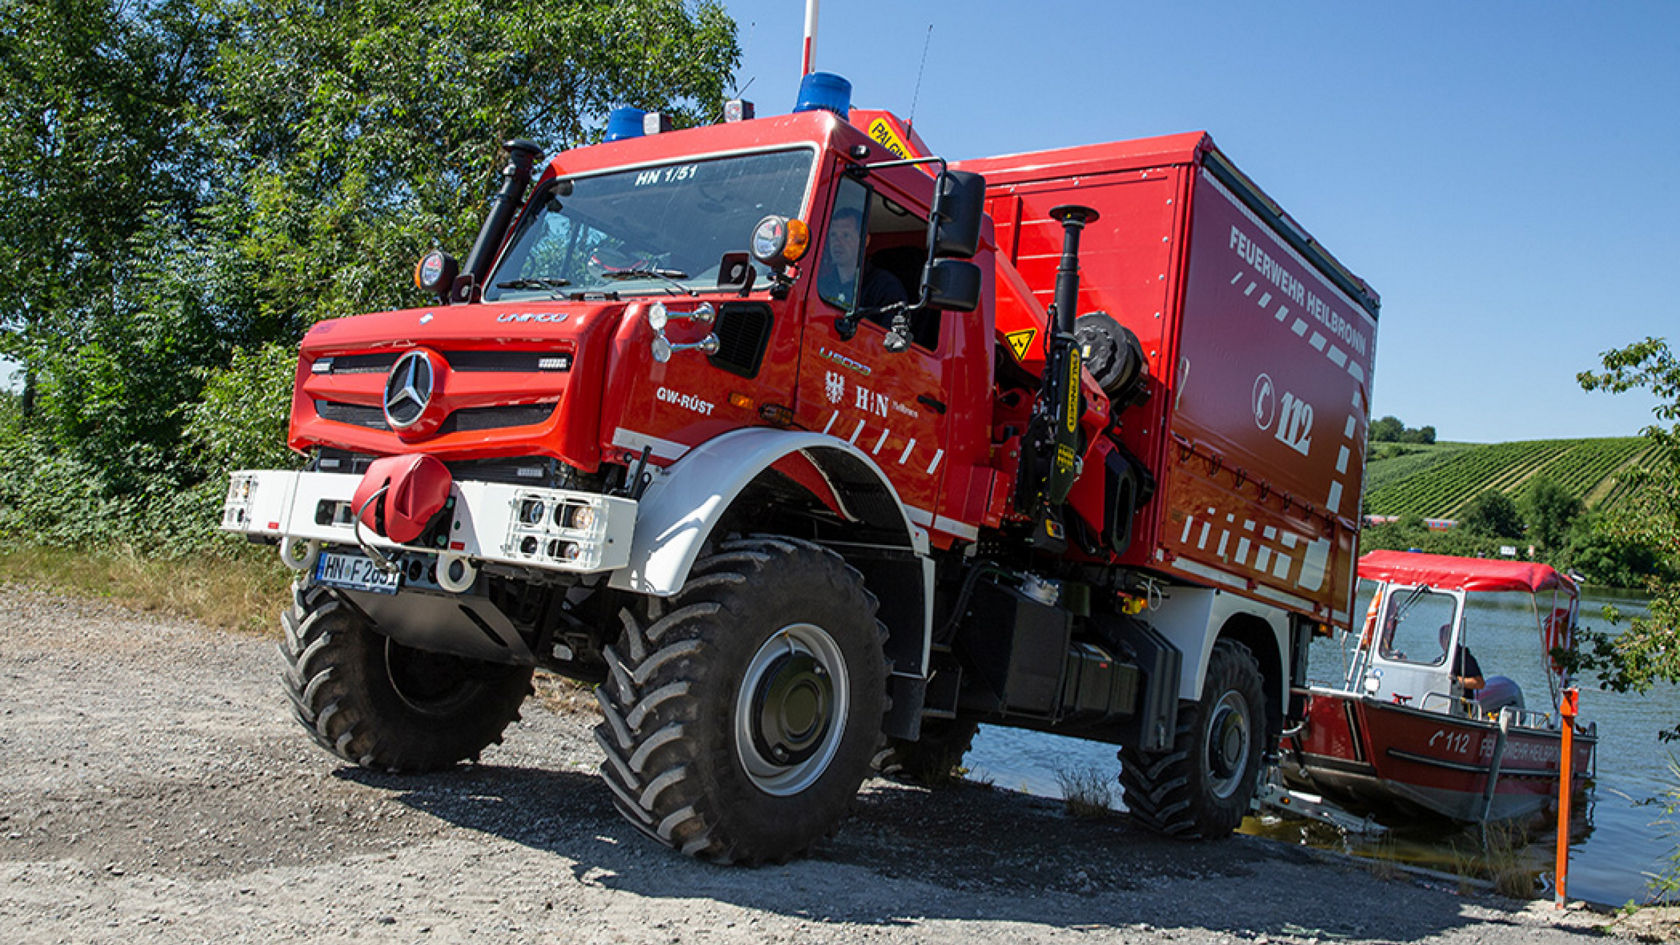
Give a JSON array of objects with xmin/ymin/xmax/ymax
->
[{"xmin": 917, "ymin": 394, "xmax": 947, "ymax": 414}]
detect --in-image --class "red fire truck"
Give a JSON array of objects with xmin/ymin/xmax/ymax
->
[{"xmin": 223, "ymin": 73, "xmax": 1381, "ymax": 863}]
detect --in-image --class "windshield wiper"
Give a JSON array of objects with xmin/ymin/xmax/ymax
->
[
  {"xmin": 496, "ymin": 277, "xmax": 573, "ymax": 298},
  {"xmin": 598, "ymin": 268, "xmax": 696, "ymax": 296}
]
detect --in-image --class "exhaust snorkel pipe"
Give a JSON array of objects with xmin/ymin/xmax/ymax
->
[
  {"xmin": 1023, "ymin": 203, "xmax": 1099, "ymax": 552},
  {"xmin": 456, "ymin": 138, "xmax": 543, "ymax": 302}
]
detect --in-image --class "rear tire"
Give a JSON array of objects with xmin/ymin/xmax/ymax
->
[
  {"xmin": 278, "ymin": 584, "xmax": 534, "ymax": 772},
  {"xmin": 875, "ymin": 718, "xmax": 980, "ymax": 787},
  {"xmin": 593, "ymin": 537, "xmax": 887, "ymax": 863},
  {"xmin": 1119, "ymin": 639, "xmax": 1265, "ymax": 838}
]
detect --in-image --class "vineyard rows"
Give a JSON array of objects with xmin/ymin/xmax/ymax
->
[{"xmin": 1363, "ymin": 437, "xmax": 1648, "ymax": 519}]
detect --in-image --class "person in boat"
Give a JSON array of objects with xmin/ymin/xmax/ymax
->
[{"xmin": 1440, "ymin": 623, "xmax": 1485, "ymax": 694}]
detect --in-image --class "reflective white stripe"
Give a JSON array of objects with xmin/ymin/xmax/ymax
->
[
  {"xmin": 1327, "ymin": 481, "xmax": 1344, "ymax": 514},
  {"xmin": 1252, "ymin": 581, "xmax": 1318, "ymax": 613},
  {"xmin": 903, "ymin": 505, "xmax": 934, "ymax": 527},
  {"xmin": 822, "ymin": 411, "xmax": 838, "ymax": 435},
  {"xmin": 1343, "ymin": 415, "xmax": 1357, "ymax": 438},
  {"xmin": 873, "ymin": 428, "xmax": 890, "ymax": 454},
  {"xmin": 849, "ymin": 420, "xmax": 865, "ymax": 444},
  {"xmin": 1172, "ymin": 557, "xmax": 1245, "ymax": 590},
  {"xmin": 898, "ymin": 438, "xmax": 917, "ymax": 464},
  {"xmin": 1327, "ymin": 346, "xmax": 1348, "ymax": 367},
  {"xmin": 934, "ymin": 515, "xmax": 980, "ymax": 541},
  {"xmin": 612, "ymin": 427, "xmax": 690, "ymax": 461},
  {"xmin": 926, "ymin": 448, "xmax": 944, "ymax": 474},
  {"xmin": 1309, "ymin": 332, "xmax": 1327, "ymax": 352},
  {"xmin": 1335, "ymin": 446, "xmax": 1350, "ymax": 474}
]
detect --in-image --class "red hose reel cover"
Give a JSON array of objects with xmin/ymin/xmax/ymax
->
[{"xmin": 351, "ymin": 453, "xmax": 453, "ymax": 544}]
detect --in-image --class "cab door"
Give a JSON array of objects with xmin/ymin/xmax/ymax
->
[{"xmin": 794, "ymin": 162, "xmax": 952, "ymax": 526}]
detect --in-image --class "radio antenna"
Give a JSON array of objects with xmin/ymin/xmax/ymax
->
[{"xmin": 907, "ymin": 24, "xmax": 933, "ymax": 131}]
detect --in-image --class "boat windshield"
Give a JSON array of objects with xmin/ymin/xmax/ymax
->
[
  {"xmin": 485, "ymin": 149, "xmax": 814, "ymax": 300},
  {"xmin": 1377, "ymin": 586, "xmax": 1457, "ymax": 667}
]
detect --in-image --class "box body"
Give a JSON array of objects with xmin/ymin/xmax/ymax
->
[{"xmin": 958, "ymin": 134, "xmax": 1379, "ymax": 630}]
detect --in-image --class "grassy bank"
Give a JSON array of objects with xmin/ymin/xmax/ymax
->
[{"xmin": 0, "ymin": 544, "xmax": 293, "ymax": 636}]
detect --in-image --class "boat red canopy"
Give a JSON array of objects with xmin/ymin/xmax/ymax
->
[{"xmin": 1358, "ymin": 550, "xmax": 1578, "ymax": 596}]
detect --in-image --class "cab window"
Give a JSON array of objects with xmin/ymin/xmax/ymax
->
[
  {"xmin": 1377, "ymin": 588, "xmax": 1455, "ymax": 667},
  {"xmin": 816, "ymin": 172, "xmax": 939, "ymax": 349}
]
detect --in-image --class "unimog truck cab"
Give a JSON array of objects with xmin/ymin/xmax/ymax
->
[{"xmin": 224, "ymin": 74, "xmax": 1381, "ymax": 862}]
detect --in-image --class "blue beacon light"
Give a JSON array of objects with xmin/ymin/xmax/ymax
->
[
  {"xmin": 604, "ymin": 107, "xmax": 647, "ymax": 142},
  {"xmin": 793, "ymin": 72, "xmax": 851, "ymax": 120}
]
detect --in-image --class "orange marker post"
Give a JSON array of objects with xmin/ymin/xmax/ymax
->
[{"xmin": 1555, "ymin": 687, "xmax": 1579, "ymax": 909}]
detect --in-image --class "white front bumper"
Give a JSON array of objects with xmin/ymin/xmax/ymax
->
[{"xmin": 221, "ymin": 469, "xmax": 637, "ymax": 574}]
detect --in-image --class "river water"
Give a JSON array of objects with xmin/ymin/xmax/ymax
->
[{"xmin": 963, "ymin": 587, "xmax": 1675, "ymax": 907}]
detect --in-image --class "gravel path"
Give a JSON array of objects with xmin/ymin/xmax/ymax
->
[{"xmin": 0, "ymin": 586, "xmax": 1626, "ymax": 944}]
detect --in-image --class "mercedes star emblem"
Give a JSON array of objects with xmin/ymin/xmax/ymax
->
[{"xmin": 383, "ymin": 350, "xmax": 434, "ymax": 430}]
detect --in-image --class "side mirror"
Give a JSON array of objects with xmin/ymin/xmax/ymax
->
[
  {"xmin": 930, "ymin": 170, "xmax": 985, "ymax": 259},
  {"xmin": 715, "ymin": 251, "xmax": 756, "ymax": 293},
  {"xmin": 922, "ymin": 258, "xmax": 981, "ymax": 312}
]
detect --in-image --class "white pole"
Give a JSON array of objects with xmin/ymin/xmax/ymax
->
[{"xmin": 802, "ymin": 0, "xmax": 819, "ymax": 76}]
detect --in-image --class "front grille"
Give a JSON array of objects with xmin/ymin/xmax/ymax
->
[
  {"xmin": 317, "ymin": 349, "xmax": 571, "ymax": 374},
  {"xmin": 438, "ymin": 404, "xmax": 555, "ymax": 434},
  {"xmin": 708, "ymin": 302, "xmax": 772, "ymax": 377},
  {"xmin": 445, "ymin": 351, "xmax": 571, "ymax": 372},
  {"xmin": 316, "ymin": 400, "xmax": 389, "ymax": 430},
  {"xmin": 320, "ymin": 353, "xmax": 399, "ymax": 374}
]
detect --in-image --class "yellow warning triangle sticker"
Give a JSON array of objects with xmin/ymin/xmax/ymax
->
[{"xmin": 1005, "ymin": 328, "xmax": 1037, "ymax": 362}]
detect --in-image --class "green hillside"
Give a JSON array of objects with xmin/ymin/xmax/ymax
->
[{"xmin": 1362, "ymin": 437, "xmax": 1651, "ymax": 520}]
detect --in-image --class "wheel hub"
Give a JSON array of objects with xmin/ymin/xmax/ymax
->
[
  {"xmin": 734, "ymin": 623, "xmax": 850, "ymax": 796},
  {"xmin": 384, "ymin": 638, "xmax": 482, "ymax": 717},
  {"xmin": 1205, "ymin": 692, "xmax": 1251, "ymax": 799},
  {"xmin": 750, "ymin": 652, "xmax": 834, "ymax": 765}
]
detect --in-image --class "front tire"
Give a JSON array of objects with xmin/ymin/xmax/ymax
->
[
  {"xmin": 1119, "ymin": 638, "xmax": 1266, "ymax": 838},
  {"xmin": 279, "ymin": 585, "xmax": 534, "ymax": 772},
  {"xmin": 593, "ymin": 537, "xmax": 887, "ymax": 863}
]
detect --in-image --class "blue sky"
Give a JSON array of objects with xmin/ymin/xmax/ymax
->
[{"xmin": 725, "ymin": 0, "xmax": 1676, "ymax": 442}]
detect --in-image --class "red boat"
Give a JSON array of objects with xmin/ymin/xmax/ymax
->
[{"xmin": 1276, "ymin": 551, "xmax": 1596, "ymax": 825}]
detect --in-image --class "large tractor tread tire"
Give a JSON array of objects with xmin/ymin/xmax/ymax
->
[
  {"xmin": 593, "ymin": 536, "xmax": 888, "ymax": 864},
  {"xmin": 1118, "ymin": 638, "xmax": 1265, "ymax": 839},
  {"xmin": 874, "ymin": 718, "xmax": 980, "ymax": 787},
  {"xmin": 279, "ymin": 584, "xmax": 534, "ymax": 773}
]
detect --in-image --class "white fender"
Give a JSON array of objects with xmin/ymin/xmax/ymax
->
[{"xmin": 608, "ymin": 427, "xmax": 928, "ymax": 597}]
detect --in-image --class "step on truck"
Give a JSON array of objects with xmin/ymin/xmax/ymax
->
[{"xmin": 222, "ymin": 72, "xmax": 1381, "ymax": 862}]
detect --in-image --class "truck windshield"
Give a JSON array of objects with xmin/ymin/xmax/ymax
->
[{"xmin": 486, "ymin": 148, "xmax": 814, "ymax": 300}]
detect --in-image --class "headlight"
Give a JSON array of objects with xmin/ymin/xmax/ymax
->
[
  {"xmin": 750, "ymin": 215, "xmax": 809, "ymax": 268},
  {"xmin": 646, "ymin": 302, "xmax": 669, "ymax": 331}
]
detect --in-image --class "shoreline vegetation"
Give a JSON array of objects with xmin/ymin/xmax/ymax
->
[
  {"xmin": 0, "ymin": 544, "xmax": 291, "ymax": 636},
  {"xmin": 0, "ymin": 543, "xmax": 1661, "ymax": 647}
]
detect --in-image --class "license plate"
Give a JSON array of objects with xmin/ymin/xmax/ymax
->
[{"xmin": 315, "ymin": 551, "xmax": 401, "ymax": 595}]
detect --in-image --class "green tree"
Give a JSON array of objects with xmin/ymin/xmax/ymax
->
[
  {"xmin": 0, "ymin": 0, "xmax": 742, "ymax": 545},
  {"xmin": 1566, "ymin": 514, "xmax": 1667, "ymax": 588},
  {"xmin": 1459, "ymin": 490, "xmax": 1523, "ymax": 539},
  {"xmin": 1523, "ymin": 476, "xmax": 1581, "ymax": 550},
  {"xmin": 1576, "ymin": 337, "xmax": 1680, "ymax": 737},
  {"xmin": 1370, "ymin": 415, "xmax": 1404, "ymax": 442},
  {"xmin": 0, "ymin": 0, "xmax": 221, "ymax": 421}
]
